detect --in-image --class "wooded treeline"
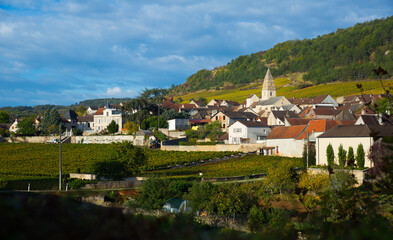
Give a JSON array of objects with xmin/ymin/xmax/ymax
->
[{"xmin": 172, "ymin": 16, "xmax": 393, "ymax": 94}]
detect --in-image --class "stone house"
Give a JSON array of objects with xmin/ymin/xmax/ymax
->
[{"xmin": 228, "ymin": 120, "xmax": 271, "ymax": 144}]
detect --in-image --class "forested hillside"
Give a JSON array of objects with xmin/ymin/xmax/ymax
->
[{"xmin": 171, "ymin": 16, "xmax": 393, "ymax": 94}]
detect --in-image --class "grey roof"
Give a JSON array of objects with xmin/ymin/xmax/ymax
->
[
  {"xmin": 318, "ymin": 125, "xmax": 393, "ymax": 138},
  {"xmin": 359, "ymin": 115, "xmax": 381, "ymax": 126},
  {"xmin": 64, "ymin": 110, "xmax": 78, "ymax": 120},
  {"xmin": 271, "ymin": 111, "xmax": 299, "ymax": 121},
  {"xmin": 236, "ymin": 120, "xmax": 269, "ymax": 128},
  {"xmin": 77, "ymin": 115, "xmax": 94, "ymax": 123},
  {"xmin": 222, "ymin": 111, "xmax": 258, "ymax": 119},
  {"xmin": 256, "ymin": 96, "xmax": 283, "ymax": 106},
  {"xmin": 164, "ymin": 198, "xmax": 185, "ymax": 209}
]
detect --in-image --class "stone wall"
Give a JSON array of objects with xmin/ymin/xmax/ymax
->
[
  {"xmin": 73, "ymin": 135, "xmax": 146, "ymax": 145},
  {"xmin": 161, "ymin": 143, "xmax": 265, "ymax": 152},
  {"xmin": 5, "ymin": 136, "xmax": 56, "ymax": 143},
  {"xmin": 308, "ymin": 168, "xmax": 368, "ymax": 187}
]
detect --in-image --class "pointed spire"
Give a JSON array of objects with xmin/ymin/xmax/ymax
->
[{"xmin": 261, "ymin": 68, "xmax": 276, "ymax": 100}]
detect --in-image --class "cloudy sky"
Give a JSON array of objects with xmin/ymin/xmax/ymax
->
[{"xmin": 0, "ymin": 0, "xmax": 392, "ymax": 107}]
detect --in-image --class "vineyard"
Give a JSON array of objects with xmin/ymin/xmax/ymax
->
[
  {"xmin": 175, "ymin": 77, "xmax": 393, "ymax": 104},
  {"xmin": 149, "ymin": 155, "xmax": 302, "ymax": 178},
  {"xmin": 0, "ymin": 143, "xmax": 237, "ymax": 189}
]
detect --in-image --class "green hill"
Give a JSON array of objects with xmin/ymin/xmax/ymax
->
[{"xmin": 171, "ymin": 16, "xmax": 393, "ymax": 96}]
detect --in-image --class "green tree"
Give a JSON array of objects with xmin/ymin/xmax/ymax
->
[
  {"xmin": 338, "ymin": 144, "xmax": 347, "ymax": 167},
  {"xmin": 184, "ymin": 181, "xmax": 217, "ymax": 214},
  {"xmin": 40, "ymin": 108, "xmax": 61, "ymax": 135},
  {"xmin": 137, "ymin": 176, "xmax": 171, "ymax": 209},
  {"xmin": 16, "ymin": 116, "xmax": 36, "ymax": 136},
  {"xmin": 265, "ymin": 160, "xmax": 294, "ymax": 194},
  {"xmin": 326, "ymin": 144, "xmax": 335, "ymax": 167},
  {"xmin": 107, "ymin": 120, "xmax": 119, "ymax": 134},
  {"xmin": 356, "ymin": 143, "xmax": 365, "ymax": 168},
  {"xmin": 124, "ymin": 121, "xmax": 139, "ymax": 134},
  {"xmin": 0, "ymin": 111, "xmax": 10, "ymax": 123},
  {"xmin": 347, "ymin": 146, "xmax": 355, "ymax": 167},
  {"xmin": 109, "ymin": 141, "xmax": 147, "ymax": 176},
  {"xmin": 75, "ymin": 105, "xmax": 87, "ymax": 116}
]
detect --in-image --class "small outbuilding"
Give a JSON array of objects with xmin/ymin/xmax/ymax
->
[{"xmin": 162, "ymin": 198, "xmax": 191, "ymax": 214}]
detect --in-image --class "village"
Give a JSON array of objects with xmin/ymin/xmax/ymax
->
[{"xmin": 3, "ymin": 69, "xmax": 393, "ymax": 170}]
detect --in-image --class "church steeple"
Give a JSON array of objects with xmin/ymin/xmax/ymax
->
[{"xmin": 261, "ymin": 69, "xmax": 276, "ymax": 100}]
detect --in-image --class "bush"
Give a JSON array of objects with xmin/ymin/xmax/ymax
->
[
  {"xmin": 298, "ymin": 172, "xmax": 330, "ymax": 192},
  {"xmin": 338, "ymin": 144, "xmax": 347, "ymax": 167}
]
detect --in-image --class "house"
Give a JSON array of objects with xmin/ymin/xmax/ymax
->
[
  {"xmin": 63, "ymin": 109, "xmax": 78, "ymax": 130},
  {"xmin": 212, "ymin": 111, "xmax": 258, "ymax": 131},
  {"xmin": 9, "ymin": 119, "xmax": 18, "ymax": 133},
  {"xmin": 228, "ymin": 120, "xmax": 271, "ymax": 144},
  {"xmin": 189, "ymin": 100, "xmax": 206, "ymax": 108},
  {"xmin": 207, "ymin": 99, "xmax": 223, "ymax": 107},
  {"xmin": 284, "ymin": 118, "xmax": 311, "ymax": 126},
  {"xmin": 167, "ymin": 118, "xmax": 189, "ymax": 131},
  {"xmin": 245, "ymin": 94, "xmax": 260, "ymax": 108},
  {"xmin": 77, "ymin": 115, "xmax": 94, "ymax": 132},
  {"xmin": 93, "ymin": 103, "xmax": 122, "ymax": 132},
  {"xmin": 86, "ymin": 106, "xmax": 99, "ymax": 115},
  {"xmin": 290, "ymin": 95, "xmax": 338, "ymax": 109},
  {"xmin": 264, "ymin": 125, "xmax": 308, "ymax": 157},
  {"xmin": 271, "ymin": 104, "xmax": 301, "ymax": 114},
  {"xmin": 306, "ymin": 107, "xmax": 337, "ymax": 119},
  {"xmin": 163, "ymin": 198, "xmax": 191, "ymax": 214},
  {"xmin": 267, "ymin": 111, "xmax": 299, "ymax": 126},
  {"xmin": 316, "ymin": 125, "xmax": 393, "ymax": 168},
  {"xmin": 253, "ymin": 96, "xmax": 292, "ymax": 113},
  {"xmin": 221, "ymin": 100, "xmax": 240, "ymax": 108}
]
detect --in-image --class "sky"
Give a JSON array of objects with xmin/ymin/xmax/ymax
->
[{"xmin": 0, "ymin": 0, "xmax": 392, "ymax": 107}]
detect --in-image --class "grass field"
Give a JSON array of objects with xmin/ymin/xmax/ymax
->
[{"xmin": 176, "ymin": 78, "xmax": 393, "ymax": 103}]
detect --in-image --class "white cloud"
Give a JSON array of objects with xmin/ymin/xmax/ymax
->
[{"xmin": 107, "ymin": 87, "xmax": 122, "ymax": 95}]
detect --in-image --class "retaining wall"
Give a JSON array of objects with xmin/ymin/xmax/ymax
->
[
  {"xmin": 308, "ymin": 168, "xmax": 367, "ymax": 187},
  {"xmin": 161, "ymin": 143, "xmax": 265, "ymax": 152}
]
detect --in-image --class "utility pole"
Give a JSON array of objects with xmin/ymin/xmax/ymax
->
[
  {"xmin": 306, "ymin": 132, "xmax": 309, "ymax": 168},
  {"xmin": 59, "ymin": 124, "xmax": 62, "ymax": 191}
]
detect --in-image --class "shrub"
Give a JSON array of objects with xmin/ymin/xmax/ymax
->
[
  {"xmin": 298, "ymin": 172, "xmax": 330, "ymax": 192},
  {"xmin": 347, "ymin": 146, "xmax": 355, "ymax": 167}
]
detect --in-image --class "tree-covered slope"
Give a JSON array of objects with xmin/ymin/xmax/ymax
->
[{"xmin": 172, "ymin": 16, "xmax": 393, "ymax": 94}]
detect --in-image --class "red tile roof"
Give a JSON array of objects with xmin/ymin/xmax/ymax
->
[
  {"xmin": 285, "ymin": 118, "xmax": 311, "ymax": 126},
  {"xmin": 266, "ymin": 125, "xmax": 307, "ymax": 139}
]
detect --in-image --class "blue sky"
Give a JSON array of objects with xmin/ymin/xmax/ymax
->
[{"xmin": 0, "ymin": 0, "xmax": 392, "ymax": 107}]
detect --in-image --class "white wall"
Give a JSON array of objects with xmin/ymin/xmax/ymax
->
[
  {"xmin": 265, "ymin": 138, "xmax": 305, "ymax": 157},
  {"xmin": 316, "ymin": 137, "xmax": 373, "ymax": 167}
]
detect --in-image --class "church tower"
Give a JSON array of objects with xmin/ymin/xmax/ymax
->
[{"xmin": 261, "ymin": 69, "xmax": 276, "ymax": 100}]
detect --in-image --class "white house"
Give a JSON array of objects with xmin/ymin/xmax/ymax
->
[
  {"xmin": 267, "ymin": 111, "xmax": 299, "ymax": 126},
  {"xmin": 167, "ymin": 118, "xmax": 189, "ymax": 131},
  {"xmin": 9, "ymin": 119, "xmax": 18, "ymax": 133},
  {"xmin": 245, "ymin": 94, "xmax": 260, "ymax": 108},
  {"xmin": 93, "ymin": 105, "xmax": 122, "ymax": 132},
  {"xmin": 316, "ymin": 125, "xmax": 393, "ymax": 168},
  {"xmin": 253, "ymin": 96, "xmax": 292, "ymax": 113},
  {"xmin": 228, "ymin": 120, "xmax": 271, "ymax": 144},
  {"xmin": 264, "ymin": 125, "xmax": 308, "ymax": 157}
]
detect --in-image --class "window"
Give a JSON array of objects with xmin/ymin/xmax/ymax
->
[
  {"xmin": 106, "ymin": 119, "xmax": 110, "ymax": 124},
  {"xmin": 233, "ymin": 128, "xmax": 242, "ymax": 133},
  {"xmin": 98, "ymin": 119, "xmax": 101, "ymax": 124},
  {"xmin": 223, "ymin": 124, "xmax": 225, "ymax": 128},
  {"xmin": 257, "ymin": 136, "xmax": 264, "ymax": 140},
  {"xmin": 223, "ymin": 116, "xmax": 226, "ymax": 120},
  {"xmin": 216, "ymin": 116, "xmax": 218, "ymax": 120},
  {"xmin": 98, "ymin": 126, "xmax": 101, "ymax": 131}
]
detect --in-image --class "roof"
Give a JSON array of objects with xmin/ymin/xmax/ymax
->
[
  {"xmin": 286, "ymin": 118, "xmax": 311, "ymax": 126},
  {"xmin": 311, "ymin": 108, "xmax": 336, "ymax": 116},
  {"xmin": 88, "ymin": 106, "xmax": 99, "ymax": 110},
  {"xmin": 266, "ymin": 125, "xmax": 307, "ymax": 139},
  {"xmin": 164, "ymin": 198, "xmax": 185, "ymax": 209},
  {"xmin": 223, "ymin": 100, "xmax": 240, "ymax": 106},
  {"xmin": 256, "ymin": 96, "xmax": 283, "ymax": 106},
  {"xmin": 358, "ymin": 115, "xmax": 380, "ymax": 126},
  {"xmin": 64, "ymin": 110, "xmax": 78, "ymax": 120},
  {"xmin": 271, "ymin": 111, "xmax": 299, "ymax": 122},
  {"xmin": 233, "ymin": 120, "xmax": 269, "ymax": 128},
  {"xmin": 78, "ymin": 115, "xmax": 94, "ymax": 122},
  {"xmin": 222, "ymin": 111, "xmax": 258, "ymax": 119},
  {"xmin": 318, "ymin": 125, "xmax": 393, "ymax": 138},
  {"xmin": 94, "ymin": 108, "xmax": 105, "ymax": 115},
  {"xmin": 297, "ymin": 119, "xmax": 329, "ymax": 139}
]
